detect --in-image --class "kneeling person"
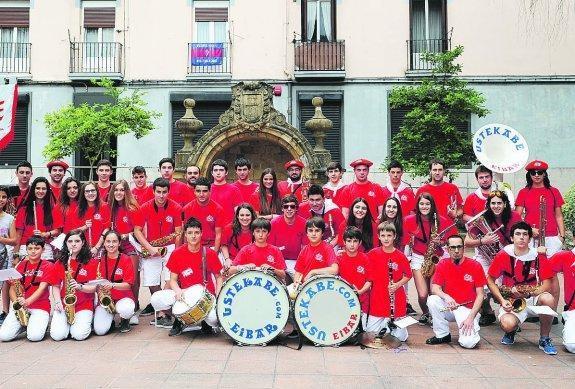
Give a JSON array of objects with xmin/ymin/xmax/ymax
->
[
  {"xmin": 426, "ymin": 235, "xmax": 485, "ymax": 348},
  {"xmin": 150, "ymin": 217, "xmax": 223, "ymax": 336}
]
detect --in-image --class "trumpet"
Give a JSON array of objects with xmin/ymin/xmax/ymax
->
[{"xmin": 465, "ymin": 210, "xmax": 504, "ymax": 263}]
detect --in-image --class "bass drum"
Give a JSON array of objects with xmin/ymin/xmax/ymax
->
[
  {"xmin": 172, "ymin": 284, "xmax": 215, "ymax": 326},
  {"xmin": 217, "ymin": 269, "xmax": 290, "ymax": 346},
  {"xmin": 293, "ymin": 275, "xmax": 361, "ymax": 346}
]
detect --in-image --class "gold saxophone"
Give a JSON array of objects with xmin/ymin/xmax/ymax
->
[
  {"xmin": 97, "ymin": 260, "xmax": 116, "ymax": 314},
  {"xmin": 12, "ymin": 278, "xmax": 30, "ymax": 327},
  {"xmin": 64, "ymin": 260, "xmax": 77, "ymax": 325},
  {"xmin": 421, "ymin": 219, "xmax": 457, "ymax": 278},
  {"xmin": 498, "ymin": 284, "xmax": 540, "ymax": 313},
  {"xmin": 141, "ymin": 231, "xmax": 180, "ymax": 258}
]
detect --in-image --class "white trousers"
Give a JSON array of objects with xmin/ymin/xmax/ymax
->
[
  {"xmin": 50, "ymin": 309, "xmax": 93, "ymax": 341},
  {"xmin": 0, "ymin": 308, "xmax": 50, "ymax": 342},
  {"xmin": 360, "ymin": 313, "xmax": 408, "ymax": 341},
  {"xmin": 562, "ymin": 309, "xmax": 575, "ymax": 353},
  {"xmin": 93, "ymin": 298, "xmax": 135, "ymax": 336},
  {"xmin": 150, "ymin": 289, "xmax": 218, "ymax": 328},
  {"xmin": 497, "ymin": 295, "xmax": 543, "ymax": 323},
  {"xmin": 428, "ymin": 295, "xmax": 481, "ymax": 349}
]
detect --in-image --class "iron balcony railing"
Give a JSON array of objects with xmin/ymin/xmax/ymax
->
[
  {"xmin": 407, "ymin": 38, "xmax": 451, "ymax": 71},
  {"xmin": 0, "ymin": 42, "xmax": 31, "ymax": 73},
  {"xmin": 188, "ymin": 42, "xmax": 231, "ymax": 75},
  {"xmin": 294, "ymin": 40, "xmax": 345, "ymax": 72},
  {"xmin": 70, "ymin": 42, "xmax": 123, "ymax": 74}
]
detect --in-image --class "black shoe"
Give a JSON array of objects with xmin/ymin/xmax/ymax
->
[
  {"xmin": 552, "ymin": 317, "xmax": 559, "ymax": 325},
  {"xmin": 479, "ymin": 313, "xmax": 496, "ymax": 326},
  {"xmin": 418, "ymin": 313, "xmax": 432, "ymax": 325},
  {"xmin": 119, "ymin": 318, "xmax": 131, "ymax": 333},
  {"xmin": 0, "ymin": 312, "xmax": 6, "ymax": 326},
  {"xmin": 169, "ymin": 319, "xmax": 183, "ymax": 337},
  {"xmin": 139, "ymin": 303, "xmax": 155, "ymax": 316},
  {"xmin": 426, "ymin": 334, "xmax": 452, "ymax": 345},
  {"xmin": 200, "ymin": 320, "xmax": 214, "ymax": 335},
  {"xmin": 525, "ymin": 316, "xmax": 539, "ymax": 323},
  {"xmin": 107, "ymin": 320, "xmax": 116, "ymax": 334},
  {"xmin": 406, "ymin": 303, "xmax": 417, "ymax": 316}
]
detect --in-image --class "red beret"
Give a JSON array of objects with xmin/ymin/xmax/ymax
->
[
  {"xmin": 284, "ymin": 160, "xmax": 304, "ymax": 170},
  {"xmin": 525, "ymin": 160, "xmax": 548, "ymax": 171},
  {"xmin": 350, "ymin": 158, "xmax": 373, "ymax": 168},
  {"xmin": 47, "ymin": 160, "xmax": 69, "ymax": 170}
]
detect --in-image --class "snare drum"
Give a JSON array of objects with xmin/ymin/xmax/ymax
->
[
  {"xmin": 217, "ymin": 269, "xmax": 290, "ymax": 346},
  {"xmin": 172, "ymin": 284, "xmax": 215, "ymax": 326},
  {"xmin": 293, "ymin": 275, "xmax": 361, "ymax": 346}
]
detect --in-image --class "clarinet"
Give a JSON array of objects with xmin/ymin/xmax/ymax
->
[{"xmin": 388, "ymin": 258, "xmax": 396, "ymax": 330}]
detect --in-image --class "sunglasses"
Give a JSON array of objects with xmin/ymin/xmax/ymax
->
[
  {"xmin": 529, "ymin": 170, "xmax": 545, "ymax": 176},
  {"xmin": 282, "ymin": 204, "xmax": 297, "ymax": 210},
  {"xmin": 448, "ymin": 245, "xmax": 464, "ymax": 250}
]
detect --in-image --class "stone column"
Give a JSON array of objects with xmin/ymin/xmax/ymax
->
[
  {"xmin": 305, "ymin": 97, "xmax": 333, "ymax": 183},
  {"xmin": 175, "ymin": 99, "xmax": 203, "ymax": 176}
]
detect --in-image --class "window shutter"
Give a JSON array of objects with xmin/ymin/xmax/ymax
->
[
  {"xmin": 195, "ymin": 8, "xmax": 228, "ymax": 22},
  {"xmin": 0, "ymin": 7, "xmax": 29, "ymax": 27},
  {"xmin": 0, "ymin": 95, "xmax": 29, "ymax": 166},
  {"xmin": 84, "ymin": 7, "xmax": 115, "ymax": 28},
  {"xmin": 299, "ymin": 100, "xmax": 342, "ymax": 164}
]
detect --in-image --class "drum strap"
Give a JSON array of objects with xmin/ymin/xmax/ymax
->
[{"xmin": 202, "ymin": 246, "xmax": 207, "ymax": 286}]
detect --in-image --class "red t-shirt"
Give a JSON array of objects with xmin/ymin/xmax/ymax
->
[
  {"xmin": 210, "ymin": 183, "xmax": 244, "ymax": 225},
  {"xmin": 166, "ymin": 245, "xmax": 222, "ymax": 293},
  {"xmin": 322, "ymin": 182, "xmax": 347, "ymax": 209},
  {"xmin": 64, "ymin": 203, "xmax": 111, "ymax": 245},
  {"xmin": 182, "ymin": 199, "xmax": 224, "ymax": 246},
  {"xmin": 233, "ymin": 181, "xmax": 259, "ymax": 202},
  {"xmin": 403, "ymin": 214, "xmax": 457, "ymax": 256},
  {"xmin": 168, "ymin": 179, "xmax": 194, "ymax": 208},
  {"xmin": 50, "ymin": 259, "xmax": 98, "ymax": 311},
  {"xmin": 463, "ymin": 192, "xmax": 488, "ymax": 218},
  {"xmin": 269, "ymin": 215, "xmax": 308, "ymax": 260},
  {"xmin": 366, "ymin": 248, "xmax": 412, "ymax": 317},
  {"xmin": 336, "ymin": 220, "xmax": 379, "ymax": 252},
  {"xmin": 294, "ymin": 241, "xmax": 336, "ymax": 278},
  {"xmin": 135, "ymin": 199, "xmax": 182, "ymax": 244},
  {"xmin": 489, "ymin": 250, "xmax": 553, "ymax": 288},
  {"xmin": 98, "ymin": 184, "xmax": 111, "ymax": 203},
  {"xmin": 12, "ymin": 259, "xmax": 53, "ymax": 312},
  {"xmin": 248, "ymin": 190, "xmax": 280, "ymax": 216},
  {"xmin": 13, "ymin": 187, "xmax": 29, "ymax": 210},
  {"xmin": 381, "ymin": 185, "xmax": 416, "ymax": 215},
  {"xmin": 298, "ymin": 201, "xmax": 345, "ymax": 242},
  {"xmin": 221, "ymin": 224, "xmax": 252, "ymax": 259},
  {"xmin": 432, "ymin": 257, "xmax": 487, "ymax": 308},
  {"xmin": 233, "ymin": 243, "xmax": 286, "ymax": 270},
  {"xmin": 515, "ymin": 186, "xmax": 564, "ymax": 236},
  {"xmin": 551, "ymin": 250, "xmax": 575, "ymax": 310},
  {"xmin": 111, "ymin": 206, "xmax": 141, "ymax": 235},
  {"xmin": 278, "ymin": 180, "xmax": 309, "ymax": 203},
  {"xmin": 131, "ymin": 185, "xmax": 154, "ymax": 206},
  {"xmin": 416, "ymin": 182, "xmax": 463, "ymax": 221},
  {"xmin": 97, "ymin": 254, "xmax": 135, "ymax": 301},
  {"xmin": 15, "ymin": 203, "xmax": 64, "ymax": 245},
  {"xmin": 50, "ymin": 184, "xmax": 62, "ymax": 203},
  {"xmin": 339, "ymin": 181, "xmax": 385, "ymax": 218},
  {"xmin": 337, "ymin": 251, "xmax": 370, "ymax": 311}
]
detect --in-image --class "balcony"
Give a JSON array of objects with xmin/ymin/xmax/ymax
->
[
  {"xmin": 294, "ymin": 40, "xmax": 345, "ymax": 79},
  {"xmin": 407, "ymin": 38, "xmax": 451, "ymax": 74},
  {"xmin": 69, "ymin": 42, "xmax": 123, "ymax": 80},
  {"xmin": 0, "ymin": 42, "xmax": 31, "ymax": 79},
  {"xmin": 187, "ymin": 42, "xmax": 231, "ymax": 80}
]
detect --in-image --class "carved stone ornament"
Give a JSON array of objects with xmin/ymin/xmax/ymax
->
[{"xmin": 174, "ymin": 98, "xmax": 203, "ymax": 173}]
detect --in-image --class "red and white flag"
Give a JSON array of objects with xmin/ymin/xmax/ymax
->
[{"xmin": 0, "ymin": 83, "xmax": 19, "ymax": 151}]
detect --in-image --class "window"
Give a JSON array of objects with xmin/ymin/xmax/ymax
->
[
  {"xmin": 298, "ymin": 96, "xmax": 342, "ymax": 163},
  {"xmin": 83, "ymin": 7, "xmax": 115, "ymax": 60},
  {"xmin": 194, "ymin": 8, "xmax": 228, "ymax": 43},
  {"xmin": 410, "ymin": 0, "xmax": 446, "ymax": 50},
  {"xmin": 191, "ymin": 6, "xmax": 230, "ymax": 73},
  {"xmin": 302, "ymin": 0, "xmax": 335, "ymax": 42},
  {"xmin": 0, "ymin": 7, "xmax": 30, "ymax": 72},
  {"xmin": 0, "ymin": 95, "xmax": 29, "ymax": 166}
]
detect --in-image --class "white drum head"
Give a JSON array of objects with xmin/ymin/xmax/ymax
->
[
  {"xmin": 172, "ymin": 285, "xmax": 206, "ymax": 316},
  {"xmin": 294, "ymin": 275, "xmax": 361, "ymax": 346},
  {"xmin": 172, "ymin": 300, "xmax": 188, "ymax": 316},
  {"xmin": 217, "ymin": 270, "xmax": 290, "ymax": 345},
  {"xmin": 473, "ymin": 123, "xmax": 529, "ymax": 174}
]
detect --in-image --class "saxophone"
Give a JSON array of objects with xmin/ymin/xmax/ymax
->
[
  {"xmin": 12, "ymin": 279, "xmax": 30, "ymax": 327},
  {"xmin": 498, "ymin": 284, "xmax": 540, "ymax": 313},
  {"xmin": 64, "ymin": 259, "xmax": 77, "ymax": 325},
  {"xmin": 97, "ymin": 260, "xmax": 116, "ymax": 314},
  {"xmin": 421, "ymin": 217, "xmax": 440, "ymax": 279},
  {"xmin": 141, "ymin": 231, "xmax": 180, "ymax": 258}
]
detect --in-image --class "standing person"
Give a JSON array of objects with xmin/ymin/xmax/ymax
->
[
  {"xmin": 0, "ymin": 186, "xmax": 18, "ymax": 325},
  {"xmin": 249, "ymin": 168, "xmax": 282, "ymax": 220},
  {"xmin": 47, "ymin": 160, "xmax": 68, "ymax": 202},
  {"xmin": 182, "ymin": 177, "xmax": 224, "ymax": 251},
  {"xmin": 487, "ymin": 221, "xmax": 557, "ymax": 355},
  {"xmin": 158, "ymin": 157, "xmax": 193, "ymax": 207},
  {"xmin": 426, "ymin": 234, "xmax": 485, "ymax": 348},
  {"xmin": 278, "ymin": 160, "xmax": 309, "ymax": 203},
  {"xmin": 58, "ymin": 177, "xmax": 80, "ymax": 211},
  {"xmin": 339, "ymin": 159, "xmax": 385, "ymax": 220},
  {"xmin": 96, "ymin": 159, "xmax": 113, "ymax": 201},
  {"xmin": 210, "ymin": 159, "xmax": 243, "ymax": 225},
  {"xmin": 149, "ymin": 217, "xmax": 223, "ymax": 336},
  {"xmin": 415, "ymin": 159, "xmax": 463, "ymax": 222},
  {"xmin": 550, "ymin": 247, "xmax": 575, "ymax": 353},
  {"xmin": 363, "ymin": 222, "xmax": 412, "ymax": 341},
  {"xmin": 220, "ymin": 204, "xmax": 256, "ymax": 267},
  {"xmin": 404, "ymin": 192, "xmax": 457, "ymax": 325},
  {"xmin": 108, "ymin": 180, "xmax": 142, "ymax": 308},
  {"xmin": 131, "ymin": 166, "xmax": 154, "ymax": 206},
  {"xmin": 336, "ymin": 198, "xmax": 379, "ymax": 253},
  {"xmin": 269, "ymin": 195, "xmax": 308, "ymax": 280},
  {"xmin": 185, "ymin": 165, "xmax": 201, "ymax": 189},
  {"xmin": 381, "ymin": 160, "xmax": 415, "ymax": 216},
  {"xmin": 133, "ymin": 178, "xmax": 183, "ymax": 319},
  {"xmin": 15, "ymin": 177, "xmax": 62, "ymax": 261},
  {"xmin": 0, "ymin": 236, "xmax": 52, "ymax": 342},
  {"xmin": 93, "ymin": 230, "xmax": 137, "ymax": 334},
  {"xmin": 233, "ymin": 158, "xmax": 259, "ymax": 201},
  {"xmin": 462, "ymin": 165, "xmax": 494, "ymax": 222},
  {"xmin": 12, "ymin": 161, "xmax": 33, "ymax": 211},
  {"xmin": 322, "ymin": 162, "xmax": 347, "ymax": 209},
  {"xmin": 298, "ymin": 184, "xmax": 345, "ymax": 246},
  {"xmin": 49, "ymin": 230, "xmax": 97, "ymax": 341}
]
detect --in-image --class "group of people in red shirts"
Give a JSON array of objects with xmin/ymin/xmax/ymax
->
[{"xmin": 0, "ymin": 155, "xmax": 573, "ymax": 356}]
